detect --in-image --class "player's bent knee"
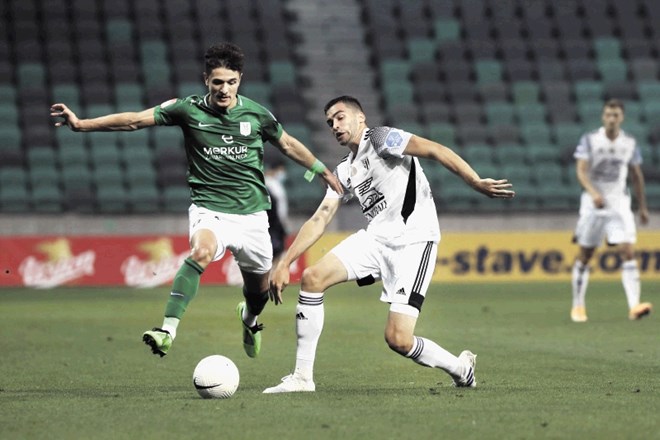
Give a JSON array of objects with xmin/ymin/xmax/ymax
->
[
  {"xmin": 300, "ymin": 266, "xmax": 329, "ymax": 292},
  {"xmin": 384, "ymin": 331, "xmax": 413, "ymax": 355},
  {"xmin": 190, "ymin": 246, "xmax": 214, "ymax": 268}
]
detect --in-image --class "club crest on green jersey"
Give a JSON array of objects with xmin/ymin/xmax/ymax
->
[{"xmin": 240, "ymin": 121, "xmax": 251, "ymax": 135}]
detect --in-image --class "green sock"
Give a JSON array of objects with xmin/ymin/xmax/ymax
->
[{"xmin": 164, "ymin": 258, "xmax": 204, "ymax": 319}]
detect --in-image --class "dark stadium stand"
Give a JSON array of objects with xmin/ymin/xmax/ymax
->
[
  {"xmin": 0, "ymin": 0, "xmax": 658, "ymax": 214},
  {"xmin": 362, "ymin": 0, "xmax": 660, "ymax": 212}
]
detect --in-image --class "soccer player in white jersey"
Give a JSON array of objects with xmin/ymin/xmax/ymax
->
[
  {"xmin": 263, "ymin": 96, "xmax": 515, "ymax": 393},
  {"xmin": 571, "ymin": 99, "xmax": 652, "ymax": 322}
]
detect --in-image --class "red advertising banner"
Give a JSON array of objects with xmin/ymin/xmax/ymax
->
[{"xmin": 0, "ymin": 236, "xmax": 304, "ymax": 288}]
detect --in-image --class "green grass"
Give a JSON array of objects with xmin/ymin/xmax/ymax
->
[{"xmin": 1, "ymin": 282, "xmax": 658, "ymax": 440}]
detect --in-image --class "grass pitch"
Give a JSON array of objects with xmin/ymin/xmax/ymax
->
[{"xmin": 1, "ymin": 281, "xmax": 658, "ymax": 439}]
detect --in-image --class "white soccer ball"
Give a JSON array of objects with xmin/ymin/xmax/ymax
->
[{"xmin": 192, "ymin": 355, "xmax": 240, "ymax": 399}]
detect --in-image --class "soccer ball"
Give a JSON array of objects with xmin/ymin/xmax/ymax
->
[{"xmin": 192, "ymin": 355, "xmax": 240, "ymax": 399}]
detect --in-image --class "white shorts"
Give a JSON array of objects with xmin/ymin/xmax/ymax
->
[
  {"xmin": 188, "ymin": 204, "xmax": 272, "ymax": 274},
  {"xmin": 574, "ymin": 194, "xmax": 636, "ymax": 248},
  {"xmin": 330, "ymin": 229, "xmax": 438, "ymax": 318}
]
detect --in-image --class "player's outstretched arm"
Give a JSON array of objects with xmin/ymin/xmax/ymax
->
[
  {"xmin": 403, "ymin": 135, "xmax": 515, "ymax": 199},
  {"xmin": 272, "ymin": 130, "xmax": 343, "ymax": 195},
  {"xmin": 269, "ymin": 197, "xmax": 340, "ymax": 304},
  {"xmin": 50, "ymin": 103, "xmax": 157, "ymax": 132},
  {"xmin": 629, "ymin": 164, "xmax": 649, "ymax": 225}
]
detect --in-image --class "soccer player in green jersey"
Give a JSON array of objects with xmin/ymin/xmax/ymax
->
[{"xmin": 50, "ymin": 42, "xmax": 342, "ymax": 358}]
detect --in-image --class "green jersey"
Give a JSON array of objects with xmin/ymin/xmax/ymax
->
[{"xmin": 153, "ymin": 94, "xmax": 283, "ymax": 214}]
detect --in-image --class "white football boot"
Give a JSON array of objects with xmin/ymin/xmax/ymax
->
[
  {"xmin": 453, "ymin": 350, "xmax": 477, "ymax": 388},
  {"xmin": 263, "ymin": 374, "xmax": 316, "ymax": 394}
]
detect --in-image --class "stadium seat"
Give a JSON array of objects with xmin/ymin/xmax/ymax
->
[
  {"xmin": 515, "ymin": 102, "xmax": 547, "ymax": 124},
  {"xmin": 433, "ymin": 18, "xmax": 461, "ymax": 42},
  {"xmin": 457, "ymin": 124, "xmax": 489, "ymax": 145},
  {"xmin": 577, "ymin": 102, "xmax": 605, "ymax": 126},
  {"xmin": 128, "ymin": 184, "xmax": 160, "ymax": 213},
  {"xmin": 383, "ymin": 82, "xmax": 414, "ymax": 105},
  {"xmin": 0, "ymin": 180, "xmax": 30, "ymax": 212},
  {"xmin": 493, "ymin": 144, "xmax": 527, "ymax": 165},
  {"xmin": 477, "ymin": 82, "xmax": 508, "ymax": 103},
  {"xmin": 61, "ymin": 164, "xmax": 92, "ymax": 190},
  {"xmin": 527, "ymin": 143, "xmax": 560, "ymax": 164},
  {"xmin": 501, "ymin": 163, "xmax": 535, "ymax": 186},
  {"xmin": 26, "ymin": 147, "xmax": 56, "ymax": 168},
  {"xmin": 641, "ymin": 101, "xmax": 660, "ymax": 125},
  {"xmin": 474, "ymin": 60, "xmax": 503, "ymax": 84},
  {"xmin": 31, "ymin": 185, "xmax": 63, "ymax": 213},
  {"xmin": 593, "ymin": 37, "xmax": 622, "ymax": 60},
  {"xmin": 126, "ymin": 163, "xmax": 157, "ymax": 188},
  {"xmin": 511, "ymin": 82, "xmax": 540, "ymax": 104},
  {"xmin": 120, "ymin": 144, "xmax": 153, "ymax": 167},
  {"xmin": 407, "ymin": 38, "xmax": 437, "ymax": 63},
  {"xmin": 630, "ymin": 59, "xmax": 659, "ymax": 81},
  {"xmin": 380, "ymin": 59, "xmax": 411, "ymax": 83},
  {"xmin": 29, "ymin": 164, "xmax": 60, "ymax": 188},
  {"xmin": 462, "ymin": 144, "xmax": 493, "ymax": 164},
  {"xmin": 453, "ymin": 103, "xmax": 483, "ymax": 125},
  {"xmin": 637, "ymin": 82, "xmax": 660, "ymax": 102},
  {"xmin": 268, "ymin": 61, "xmax": 296, "ymax": 86},
  {"xmin": 419, "ymin": 102, "xmax": 451, "ymax": 123},
  {"xmin": 553, "ymin": 123, "xmax": 585, "ymax": 149},
  {"xmin": 240, "ymin": 82, "xmax": 271, "ymax": 105},
  {"xmin": 427, "ymin": 122, "xmax": 456, "ymax": 145},
  {"xmin": 520, "ymin": 123, "xmax": 552, "ymax": 145},
  {"xmin": 489, "ymin": 125, "xmax": 521, "ymax": 145},
  {"xmin": 597, "ymin": 59, "xmax": 628, "ymax": 84},
  {"xmin": 0, "ymin": 126, "xmax": 22, "ymax": 148},
  {"xmin": 485, "ymin": 102, "xmax": 515, "ymax": 126},
  {"xmin": 574, "ymin": 81, "xmax": 603, "ymax": 103},
  {"xmin": 93, "ymin": 165, "xmax": 124, "ymax": 188},
  {"xmin": 505, "ymin": 59, "xmax": 535, "ymax": 82},
  {"xmin": 96, "ymin": 183, "xmax": 128, "ymax": 213},
  {"xmin": 106, "ymin": 18, "xmax": 133, "ymax": 44},
  {"xmin": 468, "ymin": 40, "xmax": 497, "ymax": 60}
]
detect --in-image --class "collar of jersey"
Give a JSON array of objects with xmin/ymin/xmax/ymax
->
[{"xmin": 200, "ymin": 94, "xmax": 243, "ymax": 116}]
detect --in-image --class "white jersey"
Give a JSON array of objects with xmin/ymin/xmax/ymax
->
[
  {"xmin": 325, "ymin": 127, "xmax": 440, "ymax": 246},
  {"xmin": 574, "ymin": 127, "xmax": 642, "ymax": 208}
]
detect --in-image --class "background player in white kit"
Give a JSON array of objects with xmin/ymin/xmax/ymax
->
[
  {"xmin": 263, "ymin": 96, "xmax": 515, "ymax": 393},
  {"xmin": 571, "ymin": 99, "xmax": 652, "ymax": 322}
]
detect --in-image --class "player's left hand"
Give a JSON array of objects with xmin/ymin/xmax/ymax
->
[
  {"xmin": 475, "ymin": 178, "xmax": 515, "ymax": 198},
  {"xmin": 639, "ymin": 207, "xmax": 649, "ymax": 225},
  {"xmin": 320, "ymin": 169, "xmax": 344, "ymax": 195}
]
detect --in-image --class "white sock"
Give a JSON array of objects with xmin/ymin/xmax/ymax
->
[
  {"xmin": 571, "ymin": 260, "xmax": 590, "ymax": 308},
  {"xmin": 621, "ymin": 260, "xmax": 640, "ymax": 309},
  {"xmin": 293, "ymin": 291, "xmax": 324, "ymax": 381},
  {"xmin": 405, "ymin": 336, "xmax": 465, "ymax": 380},
  {"xmin": 242, "ymin": 307, "xmax": 257, "ymax": 328},
  {"xmin": 162, "ymin": 317, "xmax": 179, "ymax": 339}
]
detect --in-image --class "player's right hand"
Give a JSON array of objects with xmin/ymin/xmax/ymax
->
[
  {"xmin": 269, "ymin": 263, "xmax": 290, "ymax": 305},
  {"xmin": 320, "ymin": 168, "xmax": 344, "ymax": 195},
  {"xmin": 50, "ymin": 103, "xmax": 80, "ymax": 130},
  {"xmin": 591, "ymin": 193, "xmax": 605, "ymax": 208}
]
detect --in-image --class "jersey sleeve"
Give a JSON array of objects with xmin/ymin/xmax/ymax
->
[
  {"xmin": 260, "ymin": 108, "xmax": 284, "ymax": 142},
  {"xmin": 324, "ymin": 161, "xmax": 353, "ymax": 202},
  {"xmin": 153, "ymin": 98, "xmax": 187, "ymax": 126},
  {"xmin": 369, "ymin": 126, "xmax": 413, "ymax": 159},
  {"xmin": 574, "ymin": 133, "xmax": 590, "ymax": 160},
  {"xmin": 630, "ymin": 143, "xmax": 643, "ymax": 166}
]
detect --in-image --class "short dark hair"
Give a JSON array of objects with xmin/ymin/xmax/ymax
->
[
  {"xmin": 204, "ymin": 43, "xmax": 244, "ymax": 74},
  {"xmin": 604, "ymin": 98, "xmax": 625, "ymax": 112},
  {"xmin": 323, "ymin": 95, "xmax": 364, "ymax": 114}
]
